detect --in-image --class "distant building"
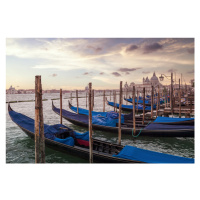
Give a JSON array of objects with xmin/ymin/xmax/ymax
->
[
  {"xmin": 26, "ymin": 89, "xmax": 34, "ymax": 94},
  {"xmin": 18, "ymin": 89, "xmax": 25, "ymax": 94},
  {"xmin": 124, "ymin": 72, "xmax": 163, "ymax": 94},
  {"xmin": 7, "ymin": 85, "xmax": 17, "ymax": 94}
]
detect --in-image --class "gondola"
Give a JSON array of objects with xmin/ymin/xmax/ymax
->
[
  {"xmin": 106, "ymin": 100, "xmax": 156, "ymax": 112},
  {"xmin": 52, "ymin": 101, "xmax": 194, "ymax": 137},
  {"xmin": 124, "ymin": 97, "xmax": 152, "ymax": 106},
  {"xmin": 68, "ymin": 101, "xmax": 194, "ymax": 126},
  {"xmin": 8, "ymin": 104, "xmax": 194, "ymax": 163},
  {"xmin": 124, "ymin": 97, "xmax": 164, "ymax": 105}
]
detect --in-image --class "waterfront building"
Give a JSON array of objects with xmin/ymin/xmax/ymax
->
[
  {"xmin": 7, "ymin": 85, "xmax": 17, "ymax": 94},
  {"xmin": 124, "ymin": 72, "xmax": 164, "ymax": 94}
]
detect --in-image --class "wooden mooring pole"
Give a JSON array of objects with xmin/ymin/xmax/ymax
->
[
  {"xmin": 39, "ymin": 78, "xmax": 45, "ymax": 163},
  {"xmin": 158, "ymin": 85, "xmax": 160, "ymax": 110},
  {"xmin": 156, "ymin": 85, "xmax": 159, "ymax": 117},
  {"xmin": 143, "ymin": 87, "xmax": 145, "ymax": 125},
  {"xmin": 35, "ymin": 75, "xmax": 45, "ymax": 163},
  {"xmin": 60, "ymin": 89, "xmax": 62, "ymax": 124},
  {"xmin": 132, "ymin": 86, "xmax": 136, "ymax": 135},
  {"xmin": 92, "ymin": 89, "xmax": 94, "ymax": 111},
  {"xmin": 76, "ymin": 90, "xmax": 79, "ymax": 114},
  {"xmin": 118, "ymin": 81, "xmax": 122, "ymax": 145},
  {"xmin": 114, "ymin": 90, "xmax": 116, "ymax": 112},
  {"xmin": 126, "ymin": 88, "xmax": 128, "ymax": 105},
  {"xmin": 179, "ymin": 79, "xmax": 181, "ymax": 118},
  {"xmin": 166, "ymin": 89, "xmax": 168, "ymax": 108},
  {"xmin": 171, "ymin": 72, "xmax": 173, "ymax": 115},
  {"xmin": 137, "ymin": 90, "xmax": 139, "ymax": 114},
  {"xmin": 103, "ymin": 90, "xmax": 105, "ymax": 112},
  {"xmin": 86, "ymin": 91, "xmax": 87, "ymax": 108},
  {"xmin": 151, "ymin": 85, "xmax": 153, "ymax": 118},
  {"xmin": 89, "ymin": 82, "xmax": 93, "ymax": 163}
]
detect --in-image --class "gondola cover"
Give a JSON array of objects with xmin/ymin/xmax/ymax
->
[{"xmin": 113, "ymin": 145, "xmax": 194, "ymax": 163}]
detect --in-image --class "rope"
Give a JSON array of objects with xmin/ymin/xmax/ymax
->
[{"xmin": 132, "ymin": 121, "xmax": 151, "ymax": 138}]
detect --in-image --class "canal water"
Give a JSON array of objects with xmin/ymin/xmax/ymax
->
[{"xmin": 6, "ymin": 92, "xmax": 194, "ymax": 163}]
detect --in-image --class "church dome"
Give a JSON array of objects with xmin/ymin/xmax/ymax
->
[{"xmin": 151, "ymin": 72, "xmax": 158, "ymax": 81}]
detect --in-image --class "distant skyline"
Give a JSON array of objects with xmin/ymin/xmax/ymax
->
[{"xmin": 6, "ymin": 38, "xmax": 194, "ymax": 90}]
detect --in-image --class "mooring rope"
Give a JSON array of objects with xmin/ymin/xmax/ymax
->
[{"xmin": 132, "ymin": 121, "xmax": 151, "ymax": 138}]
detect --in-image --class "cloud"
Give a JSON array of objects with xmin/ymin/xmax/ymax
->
[
  {"xmin": 142, "ymin": 71, "xmax": 150, "ymax": 74},
  {"xmin": 126, "ymin": 44, "xmax": 138, "ymax": 52},
  {"xmin": 99, "ymin": 72, "xmax": 104, "ymax": 75},
  {"xmin": 87, "ymin": 45, "xmax": 102, "ymax": 53},
  {"xmin": 168, "ymin": 69, "xmax": 177, "ymax": 73},
  {"xmin": 112, "ymin": 72, "xmax": 121, "ymax": 77},
  {"xmin": 50, "ymin": 73, "xmax": 57, "ymax": 77},
  {"xmin": 187, "ymin": 48, "xmax": 194, "ymax": 54},
  {"xmin": 143, "ymin": 42, "xmax": 163, "ymax": 54},
  {"xmin": 83, "ymin": 72, "xmax": 89, "ymax": 75},
  {"xmin": 125, "ymin": 72, "xmax": 130, "ymax": 75},
  {"xmin": 118, "ymin": 67, "xmax": 141, "ymax": 72}
]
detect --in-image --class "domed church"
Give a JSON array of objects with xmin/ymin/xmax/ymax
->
[
  {"xmin": 150, "ymin": 72, "xmax": 160, "ymax": 86},
  {"xmin": 124, "ymin": 72, "xmax": 163, "ymax": 93}
]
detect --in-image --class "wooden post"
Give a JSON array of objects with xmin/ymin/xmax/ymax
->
[
  {"xmin": 143, "ymin": 87, "xmax": 145, "ymax": 125},
  {"xmin": 132, "ymin": 86, "xmax": 136, "ymax": 135},
  {"xmin": 190, "ymin": 96, "xmax": 192, "ymax": 115},
  {"xmin": 166, "ymin": 89, "xmax": 168, "ymax": 108},
  {"xmin": 35, "ymin": 75, "xmax": 45, "ymax": 163},
  {"xmin": 39, "ymin": 77, "xmax": 45, "ymax": 163},
  {"xmin": 118, "ymin": 81, "xmax": 122, "ymax": 145},
  {"xmin": 151, "ymin": 85, "xmax": 153, "ymax": 118},
  {"xmin": 126, "ymin": 88, "xmax": 127, "ymax": 105},
  {"xmin": 60, "ymin": 89, "xmax": 62, "ymax": 124},
  {"xmin": 35, "ymin": 76, "xmax": 40, "ymax": 163},
  {"xmin": 114, "ymin": 90, "xmax": 116, "ymax": 112},
  {"xmin": 88, "ymin": 83, "xmax": 93, "ymax": 163},
  {"xmin": 179, "ymin": 79, "xmax": 181, "ymax": 118},
  {"xmin": 86, "ymin": 91, "xmax": 87, "ymax": 108},
  {"xmin": 103, "ymin": 90, "xmax": 105, "ymax": 112},
  {"xmin": 158, "ymin": 85, "xmax": 160, "ymax": 110},
  {"xmin": 76, "ymin": 90, "xmax": 79, "ymax": 114},
  {"xmin": 156, "ymin": 87, "xmax": 158, "ymax": 118},
  {"xmin": 92, "ymin": 89, "xmax": 94, "ymax": 111},
  {"xmin": 171, "ymin": 72, "xmax": 173, "ymax": 114},
  {"xmin": 137, "ymin": 90, "xmax": 139, "ymax": 114}
]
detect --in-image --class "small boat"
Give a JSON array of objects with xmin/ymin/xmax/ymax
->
[
  {"xmin": 8, "ymin": 104, "xmax": 194, "ymax": 163},
  {"xmin": 106, "ymin": 100, "xmax": 156, "ymax": 112},
  {"xmin": 124, "ymin": 97, "xmax": 164, "ymax": 105},
  {"xmin": 69, "ymin": 101, "xmax": 194, "ymax": 126},
  {"xmin": 52, "ymin": 101, "xmax": 194, "ymax": 137},
  {"xmin": 124, "ymin": 97, "xmax": 152, "ymax": 105}
]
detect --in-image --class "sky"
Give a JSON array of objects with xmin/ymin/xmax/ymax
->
[{"xmin": 6, "ymin": 38, "xmax": 194, "ymax": 90}]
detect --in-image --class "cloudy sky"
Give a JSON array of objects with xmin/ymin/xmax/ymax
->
[{"xmin": 6, "ymin": 38, "xmax": 194, "ymax": 90}]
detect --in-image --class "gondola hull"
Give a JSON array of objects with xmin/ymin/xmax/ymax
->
[
  {"xmin": 8, "ymin": 105, "xmax": 141, "ymax": 163},
  {"xmin": 16, "ymin": 125, "xmax": 142, "ymax": 163},
  {"xmin": 52, "ymin": 102, "xmax": 194, "ymax": 137},
  {"xmin": 106, "ymin": 100, "xmax": 154, "ymax": 112}
]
